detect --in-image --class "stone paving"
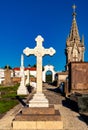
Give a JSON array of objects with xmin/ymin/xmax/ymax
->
[
  {"xmin": 0, "ymin": 83, "xmax": 88, "ymax": 130},
  {"xmin": 0, "ymin": 104, "xmax": 22, "ymax": 130}
]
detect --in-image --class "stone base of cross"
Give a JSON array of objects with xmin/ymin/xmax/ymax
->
[
  {"xmin": 29, "ymin": 93, "xmax": 49, "ymax": 107},
  {"xmin": 23, "ymin": 35, "xmax": 56, "ymax": 107}
]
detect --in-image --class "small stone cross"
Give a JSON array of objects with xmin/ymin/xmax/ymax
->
[{"xmin": 23, "ymin": 35, "xmax": 56, "ymax": 94}]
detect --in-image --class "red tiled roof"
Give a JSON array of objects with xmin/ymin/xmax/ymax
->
[
  {"xmin": 25, "ymin": 67, "xmax": 36, "ymax": 71},
  {"xmin": 13, "ymin": 67, "xmax": 36, "ymax": 71},
  {"xmin": 13, "ymin": 68, "xmax": 20, "ymax": 71}
]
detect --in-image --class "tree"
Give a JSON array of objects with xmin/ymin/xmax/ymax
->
[
  {"xmin": 4, "ymin": 65, "xmax": 12, "ymax": 69},
  {"xmin": 28, "ymin": 64, "xmax": 31, "ymax": 67},
  {"xmin": 33, "ymin": 64, "xmax": 36, "ymax": 67}
]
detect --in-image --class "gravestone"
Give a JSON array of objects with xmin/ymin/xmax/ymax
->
[
  {"xmin": 13, "ymin": 35, "xmax": 63, "ymax": 130},
  {"xmin": 17, "ymin": 54, "xmax": 28, "ymax": 95},
  {"xmin": 3, "ymin": 66, "xmax": 13, "ymax": 86}
]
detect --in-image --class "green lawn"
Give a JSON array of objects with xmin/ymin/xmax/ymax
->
[{"xmin": 0, "ymin": 84, "xmax": 19, "ymax": 114}]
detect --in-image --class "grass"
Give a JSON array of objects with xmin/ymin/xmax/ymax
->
[
  {"xmin": 0, "ymin": 84, "xmax": 19, "ymax": 114},
  {"xmin": 0, "ymin": 100, "xmax": 18, "ymax": 114}
]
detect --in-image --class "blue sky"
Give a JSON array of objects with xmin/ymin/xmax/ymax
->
[{"xmin": 0, "ymin": 0, "xmax": 88, "ymax": 71}]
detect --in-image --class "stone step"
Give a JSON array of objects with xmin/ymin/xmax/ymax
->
[
  {"xmin": 15, "ymin": 114, "xmax": 61, "ymax": 121},
  {"xmin": 22, "ymin": 105, "xmax": 55, "ymax": 115},
  {"xmin": 13, "ymin": 120, "xmax": 63, "ymax": 130}
]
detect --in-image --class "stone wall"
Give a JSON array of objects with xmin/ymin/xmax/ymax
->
[{"xmin": 68, "ymin": 62, "xmax": 88, "ymax": 94}]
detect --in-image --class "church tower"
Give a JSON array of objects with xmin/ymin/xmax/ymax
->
[{"xmin": 65, "ymin": 5, "xmax": 85, "ymax": 70}]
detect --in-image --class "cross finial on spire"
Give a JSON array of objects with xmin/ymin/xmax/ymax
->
[
  {"xmin": 72, "ymin": 4, "xmax": 77, "ymax": 19},
  {"xmin": 72, "ymin": 4, "xmax": 76, "ymax": 13}
]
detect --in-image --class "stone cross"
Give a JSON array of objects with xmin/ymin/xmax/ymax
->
[
  {"xmin": 23, "ymin": 35, "xmax": 56, "ymax": 94},
  {"xmin": 23, "ymin": 35, "xmax": 55, "ymax": 107}
]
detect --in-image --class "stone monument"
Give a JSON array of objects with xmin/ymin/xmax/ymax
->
[
  {"xmin": 13, "ymin": 35, "xmax": 63, "ymax": 130},
  {"xmin": 3, "ymin": 66, "xmax": 13, "ymax": 86},
  {"xmin": 23, "ymin": 35, "xmax": 56, "ymax": 107},
  {"xmin": 17, "ymin": 54, "xmax": 28, "ymax": 95}
]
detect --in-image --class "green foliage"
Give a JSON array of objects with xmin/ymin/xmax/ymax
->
[
  {"xmin": 28, "ymin": 64, "xmax": 31, "ymax": 67},
  {"xmin": 4, "ymin": 65, "xmax": 12, "ymax": 69},
  {"xmin": 0, "ymin": 100, "xmax": 18, "ymax": 114},
  {"xmin": 33, "ymin": 64, "xmax": 36, "ymax": 67}
]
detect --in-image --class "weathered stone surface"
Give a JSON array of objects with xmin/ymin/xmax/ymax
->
[
  {"xmin": 68, "ymin": 62, "xmax": 88, "ymax": 93},
  {"xmin": 22, "ymin": 105, "xmax": 55, "ymax": 115},
  {"xmin": 3, "ymin": 67, "xmax": 13, "ymax": 86},
  {"xmin": 15, "ymin": 114, "xmax": 61, "ymax": 121}
]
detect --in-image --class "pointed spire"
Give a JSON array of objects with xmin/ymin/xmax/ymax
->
[{"xmin": 69, "ymin": 4, "xmax": 80, "ymax": 41}]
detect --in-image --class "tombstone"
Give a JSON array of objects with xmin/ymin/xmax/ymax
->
[
  {"xmin": 17, "ymin": 54, "xmax": 28, "ymax": 95},
  {"xmin": 13, "ymin": 35, "xmax": 63, "ymax": 130},
  {"xmin": 3, "ymin": 66, "xmax": 13, "ymax": 86}
]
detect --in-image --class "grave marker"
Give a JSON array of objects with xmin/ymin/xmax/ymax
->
[
  {"xmin": 23, "ymin": 35, "xmax": 56, "ymax": 107},
  {"xmin": 17, "ymin": 54, "xmax": 28, "ymax": 95}
]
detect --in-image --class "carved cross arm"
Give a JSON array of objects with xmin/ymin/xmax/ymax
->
[
  {"xmin": 23, "ymin": 47, "xmax": 34, "ymax": 56},
  {"xmin": 44, "ymin": 47, "xmax": 56, "ymax": 56}
]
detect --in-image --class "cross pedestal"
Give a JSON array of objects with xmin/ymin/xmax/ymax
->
[
  {"xmin": 12, "ymin": 36, "xmax": 63, "ymax": 130},
  {"xmin": 23, "ymin": 35, "xmax": 56, "ymax": 107}
]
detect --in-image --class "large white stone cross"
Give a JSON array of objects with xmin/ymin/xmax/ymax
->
[
  {"xmin": 23, "ymin": 35, "xmax": 56, "ymax": 107},
  {"xmin": 23, "ymin": 35, "xmax": 55, "ymax": 93}
]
